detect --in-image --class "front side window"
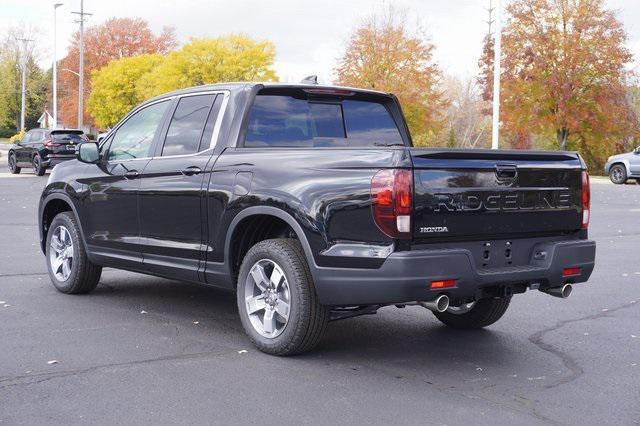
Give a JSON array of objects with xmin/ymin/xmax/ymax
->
[
  {"xmin": 244, "ymin": 94, "xmax": 403, "ymax": 147},
  {"xmin": 161, "ymin": 94, "xmax": 219, "ymax": 157},
  {"xmin": 108, "ymin": 100, "xmax": 169, "ymax": 161}
]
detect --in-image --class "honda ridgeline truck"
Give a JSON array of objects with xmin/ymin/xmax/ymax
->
[{"xmin": 38, "ymin": 83, "xmax": 596, "ymax": 355}]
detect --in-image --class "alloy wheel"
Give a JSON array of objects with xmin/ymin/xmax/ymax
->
[
  {"xmin": 611, "ymin": 166, "xmax": 625, "ymax": 183},
  {"xmin": 8, "ymin": 155, "xmax": 16, "ymax": 172},
  {"xmin": 244, "ymin": 259, "xmax": 291, "ymax": 338},
  {"xmin": 49, "ymin": 225, "xmax": 74, "ymax": 281},
  {"xmin": 33, "ymin": 157, "xmax": 40, "ymax": 174}
]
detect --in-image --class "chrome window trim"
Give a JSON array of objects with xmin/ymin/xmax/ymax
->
[{"xmin": 104, "ymin": 90, "xmax": 230, "ymax": 164}]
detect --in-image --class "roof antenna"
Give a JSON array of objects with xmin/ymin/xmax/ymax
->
[{"xmin": 300, "ymin": 75, "xmax": 318, "ymax": 85}]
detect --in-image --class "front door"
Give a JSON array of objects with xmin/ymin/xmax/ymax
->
[
  {"xmin": 139, "ymin": 93, "xmax": 223, "ymax": 282},
  {"xmin": 79, "ymin": 100, "xmax": 171, "ymax": 268}
]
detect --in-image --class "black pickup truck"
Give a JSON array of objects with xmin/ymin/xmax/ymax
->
[{"xmin": 38, "ymin": 83, "xmax": 596, "ymax": 355}]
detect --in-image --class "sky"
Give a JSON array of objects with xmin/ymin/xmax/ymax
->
[{"xmin": 2, "ymin": 0, "xmax": 640, "ymax": 83}]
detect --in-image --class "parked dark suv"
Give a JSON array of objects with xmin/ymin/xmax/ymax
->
[
  {"xmin": 8, "ymin": 128, "xmax": 88, "ymax": 175},
  {"xmin": 38, "ymin": 83, "xmax": 595, "ymax": 355}
]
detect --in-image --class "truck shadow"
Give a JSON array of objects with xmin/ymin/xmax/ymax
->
[{"xmin": 93, "ymin": 272, "xmax": 527, "ymax": 373}]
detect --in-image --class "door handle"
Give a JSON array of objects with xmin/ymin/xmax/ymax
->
[
  {"xmin": 180, "ymin": 166, "xmax": 202, "ymax": 176},
  {"xmin": 123, "ymin": 170, "xmax": 139, "ymax": 179}
]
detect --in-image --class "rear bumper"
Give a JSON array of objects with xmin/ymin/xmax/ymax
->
[
  {"xmin": 42, "ymin": 155, "xmax": 75, "ymax": 167},
  {"xmin": 313, "ymin": 239, "xmax": 595, "ymax": 306}
]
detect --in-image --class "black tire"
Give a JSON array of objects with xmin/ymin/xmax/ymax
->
[
  {"xmin": 33, "ymin": 153, "xmax": 46, "ymax": 176},
  {"xmin": 433, "ymin": 297, "xmax": 511, "ymax": 329},
  {"xmin": 45, "ymin": 212, "xmax": 102, "ymax": 294},
  {"xmin": 8, "ymin": 153, "xmax": 20, "ymax": 174},
  {"xmin": 237, "ymin": 239, "xmax": 329, "ymax": 356},
  {"xmin": 609, "ymin": 164, "xmax": 627, "ymax": 184}
]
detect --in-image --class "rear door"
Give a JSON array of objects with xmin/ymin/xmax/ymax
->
[
  {"xmin": 139, "ymin": 92, "xmax": 225, "ymax": 282},
  {"xmin": 15, "ymin": 131, "xmax": 33, "ymax": 164},
  {"xmin": 410, "ymin": 149, "xmax": 584, "ymax": 241}
]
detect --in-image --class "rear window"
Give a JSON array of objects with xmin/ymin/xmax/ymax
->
[
  {"xmin": 52, "ymin": 132, "xmax": 87, "ymax": 143},
  {"xmin": 244, "ymin": 95, "xmax": 403, "ymax": 147}
]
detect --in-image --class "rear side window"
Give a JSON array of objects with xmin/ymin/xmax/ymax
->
[
  {"xmin": 244, "ymin": 95, "xmax": 403, "ymax": 147},
  {"xmin": 161, "ymin": 94, "xmax": 218, "ymax": 157}
]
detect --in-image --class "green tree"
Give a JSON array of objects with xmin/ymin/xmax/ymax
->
[
  {"xmin": 88, "ymin": 54, "xmax": 163, "ymax": 128},
  {"xmin": 0, "ymin": 30, "xmax": 48, "ymax": 132},
  {"xmin": 137, "ymin": 35, "xmax": 277, "ymax": 98}
]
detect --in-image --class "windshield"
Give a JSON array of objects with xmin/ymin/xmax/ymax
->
[{"xmin": 245, "ymin": 94, "xmax": 404, "ymax": 147}]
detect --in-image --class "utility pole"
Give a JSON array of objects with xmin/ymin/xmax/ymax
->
[
  {"xmin": 16, "ymin": 37, "xmax": 33, "ymax": 131},
  {"xmin": 486, "ymin": 0, "xmax": 495, "ymax": 39},
  {"xmin": 71, "ymin": 0, "xmax": 92, "ymax": 130},
  {"xmin": 53, "ymin": 3, "xmax": 63, "ymax": 127},
  {"xmin": 491, "ymin": 0, "xmax": 502, "ymax": 150}
]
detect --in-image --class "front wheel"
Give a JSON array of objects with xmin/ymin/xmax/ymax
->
[
  {"xmin": 46, "ymin": 212, "xmax": 102, "ymax": 294},
  {"xmin": 237, "ymin": 239, "xmax": 329, "ymax": 356},
  {"xmin": 432, "ymin": 297, "xmax": 511, "ymax": 329},
  {"xmin": 8, "ymin": 153, "xmax": 21, "ymax": 174},
  {"xmin": 609, "ymin": 164, "xmax": 627, "ymax": 184},
  {"xmin": 33, "ymin": 154, "xmax": 46, "ymax": 176}
]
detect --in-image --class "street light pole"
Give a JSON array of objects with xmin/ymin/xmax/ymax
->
[
  {"xmin": 16, "ymin": 37, "xmax": 33, "ymax": 131},
  {"xmin": 491, "ymin": 0, "xmax": 502, "ymax": 150},
  {"xmin": 72, "ymin": 0, "xmax": 91, "ymax": 130},
  {"xmin": 53, "ymin": 3, "xmax": 63, "ymax": 128}
]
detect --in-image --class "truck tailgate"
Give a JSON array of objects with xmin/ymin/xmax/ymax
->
[{"xmin": 410, "ymin": 149, "xmax": 584, "ymax": 241}]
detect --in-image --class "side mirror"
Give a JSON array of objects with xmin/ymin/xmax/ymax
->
[
  {"xmin": 634, "ymin": 146, "xmax": 640, "ymax": 154},
  {"xmin": 77, "ymin": 142, "xmax": 100, "ymax": 164}
]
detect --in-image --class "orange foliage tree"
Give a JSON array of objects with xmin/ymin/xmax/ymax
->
[
  {"xmin": 334, "ymin": 10, "xmax": 448, "ymax": 146},
  {"xmin": 58, "ymin": 17, "xmax": 176, "ymax": 129},
  {"xmin": 479, "ymin": 0, "xmax": 637, "ymax": 167}
]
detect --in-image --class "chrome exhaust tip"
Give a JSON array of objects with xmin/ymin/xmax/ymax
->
[
  {"xmin": 545, "ymin": 284, "xmax": 573, "ymax": 299},
  {"xmin": 419, "ymin": 295, "xmax": 450, "ymax": 313}
]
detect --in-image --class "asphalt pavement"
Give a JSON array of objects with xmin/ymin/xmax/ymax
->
[{"xmin": 0, "ymin": 163, "xmax": 638, "ymax": 425}]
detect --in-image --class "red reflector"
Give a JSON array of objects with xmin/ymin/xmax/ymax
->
[
  {"xmin": 581, "ymin": 171, "xmax": 590, "ymax": 229},
  {"xmin": 430, "ymin": 279, "xmax": 456, "ymax": 289},
  {"xmin": 563, "ymin": 267, "xmax": 581, "ymax": 277}
]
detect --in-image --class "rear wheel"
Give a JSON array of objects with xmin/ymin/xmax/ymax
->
[
  {"xmin": 46, "ymin": 212, "xmax": 102, "ymax": 294},
  {"xmin": 8, "ymin": 153, "xmax": 20, "ymax": 174},
  {"xmin": 33, "ymin": 153, "xmax": 46, "ymax": 176},
  {"xmin": 237, "ymin": 239, "xmax": 329, "ymax": 356},
  {"xmin": 609, "ymin": 164, "xmax": 627, "ymax": 184},
  {"xmin": 433, "ymin": 297, "xmax": 511, "ymax": 329}
]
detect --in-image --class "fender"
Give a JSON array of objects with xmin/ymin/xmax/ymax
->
[
  {"xmin": 224, "ymin": 206, "xmax": 320, "ymax": 280},
  {"xmin": 39, "ymin": 192, "xmax": 94, "ymax": 262}
]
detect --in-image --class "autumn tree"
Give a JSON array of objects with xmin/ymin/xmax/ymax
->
[
  {"xmin": 136, "ymin": 35, "xmax": 277, "ymax": 98},
  {"xmin": 58, "ymin": 17, "xmax": 176, "ymax": 128},
  {"xmin": 479, "ymin": 0, "xmax": 637, "ymax": 167},
  {"xmin": 87, "ymin": 54, "xmax": 163, "ymax": 128},
  {"xmin": 334, "ymin": 9, "xmax": 447, "ymax": 145}
]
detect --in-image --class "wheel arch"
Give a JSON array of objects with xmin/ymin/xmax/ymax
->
[
  {"xmin": 610, "ymin": 160, "xmax": 630, "ymax": 177},
  {"xmin": 224, "ymin": 206, "xmax": 318, "ymax": 285},
  {"xmin": 39, "ymin": 193, "xmax": 88, "ymax": 256}
]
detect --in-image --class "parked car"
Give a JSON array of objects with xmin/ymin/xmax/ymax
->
[
  {"xmin": 8, "ymin": 128, "xmax": 88, "ymax": 176},
  {"xmin": 38, "ymin": 83, "xmax": 596, "ymax": 355},
  {"xmin": 604, "ymin": 147, "xmax": 640, "ymax": 184}
]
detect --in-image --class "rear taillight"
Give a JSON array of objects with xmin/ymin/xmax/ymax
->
[
  {"xmin": 581, "ymin": 171, "xmax": 590, "ymax": 229},
  {"xmin": 44, "ymin": 138, "xmax": 60, "ymax": 148},
  {"xmin": 371, "ymin": 169, "xmax": 412, "ymax": 239}
]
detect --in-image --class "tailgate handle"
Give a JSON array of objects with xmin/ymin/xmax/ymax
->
[{"xmin": 495, "ymin": 165, "xmax": 517, "ymax": 180}]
